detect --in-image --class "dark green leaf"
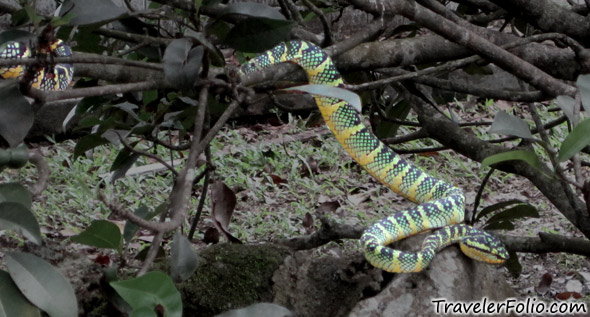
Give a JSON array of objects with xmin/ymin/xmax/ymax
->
[
  {"xmin": 0, "ymin": 144, "xmax": 29, "ymax": 169},
  {"xmin": 488, "ymin": 111, "xmax": 533, "ymax": 139},
  {"xmin": 375, "ymin": 100, "xmax": 411, "ymax": 139},
  {"xmin": 0, "ymin": 30, "xmax": 34, "ymax": 44},
  {"xmin": 558, "ymin": 118, "xmax": 590, "ymax": 162},
  {"xmin": 576, "ymin": 74, "xmax": 590, "ymax": 114},
  {"xmin": 10, "ymin": 9, "xmax": 29, "ymax": 26},
  {"xmin": 0, "ymin": 81, "xmax": 33, "ymax": 147},
  {"xmin": 123, "ymin": 205, "xmax": 149, "ymax": 242},
  {"xmin": 0, "ymin": 202, "xmax": 41, "ymax": 245},
  {"xmin": 486, "ymin": 204, "xmax": 539, "ymax": 224},
  {"xmin": 111, "ymin": 148, "xmax": 141, "ymax": 183},
  {"xmin": 163, "ymin": 39, "xmax": 204, "ymax": 90},
  {"xmin": 480, "ymin": 150, "xmax": 541, "ymax": 171},
  {"xmin": 60, "ymin": 0, "xmax": 128, "ymax": 26},
  {"xmin": 170, "ymin": 232, "xmax": 198, "ymax": 283},
  {"xmin": 142, "ymin": 90, "xmax": 158, "ymax": 106},
  {"xmin": 76, "ymin": 116, "xmax": 103, "ymax": 129},
  {"xmin": 225, "ymin": 18, "xmax": 294, "ymax": 53},
  {"xmin": 5, "ymin": 252, "xmax": 77, "ymax": 317},
  {"xmin": 483, "ymin": 220, "xmax": 515, "ymax": 230},
  {"xmin": 73, "ymin": 134, "xmax": 109, "ymax": 159},
  {"xmin": 554, "ymin": 95, "xmax": 575, "ymax": 122},
  {"xmin": 223, "ymin": 2, "xmax": 285, "ymax": 20},
  {"xmin": 504, "ymin": 250, "xmax": 522, "ymax": 278},
  {"xmin": 130, "ymin": 306, "xmax": 158, "ymax": 317},
  {"xmin": 0, "ymin": 270, "xmax": 41, "ymax": 317},
  {"xmin": 134, "ymin": 245, "xmax": 166, "ymax": 262},
  {"xmin": 71, "ymin": 220, "xmax": 123, "ymax": 252},
  {"xmin": 110, "ymin": 272, "xmax": 182, "ymax": 317},
  {"xmin": 475, "ymin": 199, "xmax": 524, "ymax": 222},
  {"xmin": 284, "ymin": 84, "xmax": 362, "ymax": 112},
  {"xmin": 0, "ymin": 182, "xmax": 32, "ymax": 208}
]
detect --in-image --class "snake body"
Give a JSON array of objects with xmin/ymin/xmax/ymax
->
[
  {"xmin": 0, "ymin": 39, "xmax": 74, "ymax": 91},
  {"xmin": 241, "ymin": 41, "xmax": 509, "ymax": 272}
]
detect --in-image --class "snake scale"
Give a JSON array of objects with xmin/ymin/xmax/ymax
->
[
  {"xmin": 241, "ymin": 40, "xmax": 509, "ymax": 272},
  {"xmin": 0, "ymin": 39, "xmax": 74, "ymax": 91}
]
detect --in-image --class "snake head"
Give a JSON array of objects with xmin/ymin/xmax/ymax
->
[{"xmin": 460, "ymin": 231, "xmax": 509, "ymax": 264}]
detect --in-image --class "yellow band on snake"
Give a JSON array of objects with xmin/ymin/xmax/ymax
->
[{"xmin": 240, "ymin": 40, "xmax": 509, "ymax": 273}]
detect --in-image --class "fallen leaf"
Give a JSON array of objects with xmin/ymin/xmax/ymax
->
[
  {"xmin": 555, "ymin": 292, "xmax": 582, "ymax": 300},
  {"xmin": 203, "ymin": 227, "xmax": 220, "ymax": 244},
  {"xmin": 317, "ymin": 201, "xmax": 340, "ymax": 214},
  {"xmin": 211, "ymin": 181, "xmax": 241, "ymax": 243},
  {"xmin": 94, "ymin": 254, "xmax": 111, "ymax": 266},
  {"xmin": 536, "ymin": 273, "xmax": 552, "ymax": 295},
  {"xmin": 269, "ymin": 174, "xmax": 288, "ymax": 186}
]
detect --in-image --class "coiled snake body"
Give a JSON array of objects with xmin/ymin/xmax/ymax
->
[
  {"xmin": 0, "ymin": 39, "xmax": 73, "ymax": 91},
  {"xmin": 241, "ymin": 41, "xmax": 509, "ymax": 272}
]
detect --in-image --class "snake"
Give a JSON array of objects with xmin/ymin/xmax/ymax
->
[
  {"xmin": 240, "ymin": 40, "xmax": 509, "ymax": 272},
  {"xmin": 0, "ymin": 39, "xmax": 74, "ymax": 91}
]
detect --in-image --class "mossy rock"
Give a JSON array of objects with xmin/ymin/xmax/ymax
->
[{"xmin": 179, "ymin": 243, "xmax": 291, "ymax": 316}]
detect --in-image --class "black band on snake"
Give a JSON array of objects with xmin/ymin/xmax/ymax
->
[{"xmin": 240, "ymin": 41, "xmax": 509, "ymax": 272}]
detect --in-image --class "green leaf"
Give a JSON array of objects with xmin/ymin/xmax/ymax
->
[
  {"xmin": 71, "ymin": 220, "xmax": 123, "ymax": 252},
  {"xmin": 375, "ymin": 100, "xmax": 411, "ymax": 139},
  {"xmin": 123, "ymin": 205, "xmax": 149, "ymax": 243},
  {"xmin": 576, "ymin": 74, "xmax": 590, "ymax": 114},
  {"xmin": 475, "ymin": 199, "xmax": 524, "ymax": 222},
  {"xmin": 485, "ymin": 204, "xmax": 539, "ymax": 224},
  {"xmin": 558, "ymin": 118, "xmax": 590, "ymax": 162},
  {"xmin": 480, "ymin": 150, "xmax": 541, "ymax": 171},
  {"xmin": 0, "ymin": 81, "xmax": 33, "ymax": 147},
  {"xmin": 225, "ymin": 18, "xmax": 294, "ymax": 53},
  {"xmin": 554, "ymin": 95, "xmax": 575, "ymax": 122},
  {"xmin": 142, "ymin": 90, "xmax": 158, "ymax": 106},
  {"xmin": 73, "ymin": 134, "xmax": 109, "ymax": 159},
  {"xmin": 0, "ymin": 144, "xmax": 29, "ymax": 169},
  {"xmin": 60, "ymin": 0, "xmax": 128, "ymax": 26},
  {"xmin": 222, "ymin": 2, "xmax": 285, "ymax": 20},
  {"xmin": 0, "ymin": 202, "xmax": 41, "ymax": 245},
  {"xmin": 0, "ymin": 182, "xmax": 32, "ymax": 208},
  {"xmin": 5, "ymin": 252, "xmax": 77, "ymax": 317},
  {"xmin": 110, "ymin": 150, "xmax": 140, "ymax": 183},
  {"xmin": 504, "ymin": 250, "xmax": 522, "ymax": 278},
  {"xmin": 163, "ymin": 39, "xmax": 204, "ymax": 90},
  {"xmin": 170, "ymin": 232, "xmax": 198, "ymax": 283},
  {"xmin": 110, "ymin": 272, "xmax": 182, "ymax": 317},
  {"xmin": 0, "ymin": 270, "xmax": 41, "ymax": 317},
  {"xmin": 483, "ymin": 220, "xmax": 515, "ymax": 230},
  {"xmin": 130, "ymin": 306, "xmax": 158, "ymax": 317},
  {"xmin": 488, "ymin": 111, "xmax": 533, "ymax": 139},
  {"xmin": 284, "ymin": 84, "xmax": 362, "ymax": 112}
]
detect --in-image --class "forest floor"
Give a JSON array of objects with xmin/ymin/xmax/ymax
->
[{"xmin": 1, "ymin": 103, "xmax": 589, "ymax": 308}]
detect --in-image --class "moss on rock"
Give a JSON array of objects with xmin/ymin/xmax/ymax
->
[{"xmin": 179, "ymin": 243, "xmax": 290, "ymax": 316}]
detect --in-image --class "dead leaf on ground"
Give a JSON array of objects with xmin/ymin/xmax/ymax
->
[
  {"xmin": 555, "ymin": 292, "xmax": 582, "ymax": 300},
  {"xmin": 269, "ymin": 174, "xmax": 288, "ymax": 186},
  {"xmin": 211, "ymin": 180, "xmax": 241, "ymax": 243},
  {"xmin": 536, "ymin": 272, "xmax": 552, "ymax": 295},
  {"xmin": 317, "ymin": 201, "xmax": 340, "ymax": 214},
  {"xmin": 203, "ymin": 227, "xmax": 220, "ymax": 244}
]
